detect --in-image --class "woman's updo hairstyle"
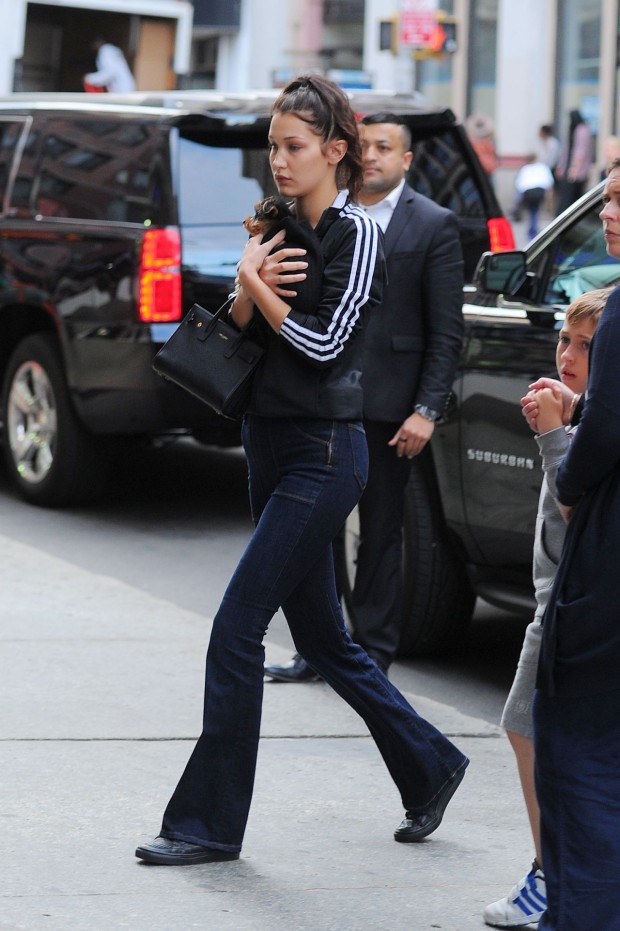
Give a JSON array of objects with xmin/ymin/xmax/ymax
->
[{"xmin": 272, "ymin": 74, "xmax": 363, "ymax": 200}]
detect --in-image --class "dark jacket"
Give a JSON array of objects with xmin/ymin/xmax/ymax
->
[
  {"xmin": 248, "ymin": 198, "xmax": 385, "ymax": 420},
  {"xmin": 538, "ymin": 284, "xmax": 620, "ymax": 696},
  {"xmin": 360, "ymin": 184, "xmax": 464, "ymax": 422}
]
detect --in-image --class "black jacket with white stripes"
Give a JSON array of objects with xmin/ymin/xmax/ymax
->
[{"xmin": 248, "ymin": 194, "xmax": 386, "ymax": 420}]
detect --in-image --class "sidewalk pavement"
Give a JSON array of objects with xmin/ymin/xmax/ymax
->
[
  {"xmin": 2, "ymin": 533, "xmax": 535, "ymax": 931},
  {"xmin": 509, "ymin": 209, "xmax": 556, "ymax": 251}
]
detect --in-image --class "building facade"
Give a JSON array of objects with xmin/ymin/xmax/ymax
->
[
  {"xmin": 2, "ymin": 0, "xmax": 619, "ymax": 192},
  {"xmin": 194, "ymin": 0, "xmax": 620, "ymax": 189}
]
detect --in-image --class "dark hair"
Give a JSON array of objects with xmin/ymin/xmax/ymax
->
[
  {"xmin": 360, "ymin": 111, "xmax": 412, "ymax": 151},
  {"xmin": 272, "ymin": 74, "xmax": 363, "ymax": 200},
  {"xmin": 540, "ymin": 124, "xmax": 554, "ymax": 136}
]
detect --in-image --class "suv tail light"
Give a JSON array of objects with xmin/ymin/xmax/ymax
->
[
  {"xmin": 138, "ymin": 228, "xmax": 182, "ymax": 322},
  {"xmin": 487, "ymin": 217, "xmax": 516, "ymax": 252}
]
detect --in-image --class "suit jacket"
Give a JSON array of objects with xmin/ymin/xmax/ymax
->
[{"xmin": 361, "ymin": 183, "xmax": 464, "ymax": 423}]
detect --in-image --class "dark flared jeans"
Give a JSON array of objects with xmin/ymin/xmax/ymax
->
[{"xmin": 161, "ymin": 415, "xmax": 467, "ymax": 852}]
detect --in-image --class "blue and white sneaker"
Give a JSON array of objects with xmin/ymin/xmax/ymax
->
[{"xmin": 483, "ymin": 861, "xmax": 547, "ymax": 927}]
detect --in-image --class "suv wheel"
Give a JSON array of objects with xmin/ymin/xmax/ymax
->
[
  {"xmin": 1, "ymin": 334, "xmax": 109, "ymax": 506},
  {"xmin": 339, "ymin": 448, "xmax": 475, "ymax": 657},
  {"xmin": 399, "ymin": 450, "xmax": 476, "ymax": 655}
]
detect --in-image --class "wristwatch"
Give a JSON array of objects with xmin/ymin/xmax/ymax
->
[{"xmin": 414, "ymin": 404, "xmax": 441, "ymax": 422}]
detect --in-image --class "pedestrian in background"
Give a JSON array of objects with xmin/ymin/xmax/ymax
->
[
  {"xmin": 555, "ymin": 110, "xmax": 593, "ymax": 214},
  {"xmin": 536, "ymin": 124, "xmax": 561, "ymax": 213},
  {"xmin": 466, "ymin": 112, "xmax": 499, "ymax": 184},
  {"xmin": 536, "ymin": 124, "xmax": 561, "ymax": 175},
  {"xmin": 514, "ymin": 154, "xmax": 554, "ymax": 239},
  {"xmin": 83, "ymin": 37, "xmax": 136, "ymax": 93},
  {"xmin": 484, "ymin": 287, "xmax": 608, "ymax": 929},
  {"xmin": 135, "ymin": 75, "xmax": 468, "ymax": 867},
  {"xmin": 264, "ymin": 111, "xmax": 464, "ymax": 680}
]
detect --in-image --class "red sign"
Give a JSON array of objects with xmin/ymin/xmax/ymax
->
[{"xmin": 399, "ymin": 11, "xmax": 435, "ymax": 46}]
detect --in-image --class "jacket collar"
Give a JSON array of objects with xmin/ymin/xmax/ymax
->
[{"xmin": 383, "ymin": 183, "xmax": 415, "ymax": 256}]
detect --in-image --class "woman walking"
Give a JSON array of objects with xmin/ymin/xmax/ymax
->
[{"xmin": 136, "ymin": 75, "xmax": 468, "ymax": 865}]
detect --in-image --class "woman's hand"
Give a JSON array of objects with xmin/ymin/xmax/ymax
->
[
  {"xmin": 237, "ymin": 230, "xmax": 287, "ymax": 288},
  {"xmin": 259, "ymin": 246, "xmax": 308, "ymax": 298}
]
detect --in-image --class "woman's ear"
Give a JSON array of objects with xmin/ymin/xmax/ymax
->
[{"xmin": 327, "ymin": 139, "xmax": 348, "ymax": 165}]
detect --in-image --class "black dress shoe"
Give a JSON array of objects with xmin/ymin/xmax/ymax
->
[
  {"xmin": 264, "ymin": 653, "xmax": 321, "ymax": 682},
  {"xmin": 394, "ymin": 760, "xmax": 469, "ymax": 843},
  {"xmin": 135, "ymin": 836, "xmax": 239, "ymax": 865}
]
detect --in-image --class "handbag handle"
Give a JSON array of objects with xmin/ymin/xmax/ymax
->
[{"xmin": 191, "ymin": 296, "xmax": 236, "ymax": 338}]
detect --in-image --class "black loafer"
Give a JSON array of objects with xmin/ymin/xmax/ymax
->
[
  {"xmin": 135, "ymin": 836, "xmax": 240, "ymax": 865},
  {"xmin": 394, "ymin": 760, "xmax": 469, "ymax": 843},
  {"xmin": 264, "ymin": 653, "xmax": 321, "ymax": 682}
]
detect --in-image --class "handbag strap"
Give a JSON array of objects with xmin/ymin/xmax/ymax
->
[
  {"xmin": 198, "ymin": 295, "xmax": 236, "ymax": 337},
  {"xmin": 212, "ymin": 295, "xmax": 236, "ymax": 320}
]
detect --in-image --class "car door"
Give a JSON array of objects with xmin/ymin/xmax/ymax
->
[{"xmin": 445, "ymin": 186, "xmax": 620, "ymax": 569}]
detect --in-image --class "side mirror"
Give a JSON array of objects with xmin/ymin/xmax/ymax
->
[{"xmin": 475, "ymin": 250, "xmax": 527, "ymax": 295}]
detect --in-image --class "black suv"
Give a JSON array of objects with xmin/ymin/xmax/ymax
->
[
  {"xmin": 0, "ymin": 90, "xmax": 510, "ymax": 509},
  {"xmin": 386, "ymin": 180, "xmax": 620, "ymax": 656}
]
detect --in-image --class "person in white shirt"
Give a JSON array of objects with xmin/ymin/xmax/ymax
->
[
  {"xmin": 515, "ymin": 154, "xmax": 554, "ymax": 240},
  {"xmin": 84, "ymin": 37, "xmax": 136, "ymax": 94}
]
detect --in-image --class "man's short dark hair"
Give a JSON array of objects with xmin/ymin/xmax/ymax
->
[{"xmin": 360, "ymin": 112, "xmax": 412, "ymax": 151}]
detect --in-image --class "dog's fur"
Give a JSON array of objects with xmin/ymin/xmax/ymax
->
[{"xmin": 243, "ymin": 195, "xmax": 293, "ymax": 236}]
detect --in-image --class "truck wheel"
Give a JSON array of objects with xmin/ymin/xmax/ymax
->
[
  {"xmin": 1, "ymin": 333, "xmax": 109, "ymax": 506},
  {"xmin": 399, "ymin": 449, "xmax": 475, "ymax": 656},
  {"xmin": 337, "ymin": 447, "xmax": 475, "ymax": 657}
]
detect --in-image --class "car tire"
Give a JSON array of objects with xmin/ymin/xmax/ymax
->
[
  {"xmin": 1, "ymin": 333, "xmax": 110, "ymax": 506},
  {"xmin": 399, "ymin": 449, "xmax": 476, "ymax": 656},
  {"xmin": 338, "ymin": 447, "xmax": 475, "ymax": 657}
]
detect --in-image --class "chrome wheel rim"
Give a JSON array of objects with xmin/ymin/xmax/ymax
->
[{"xmin": 7, "ymin": 360, "xmax": 57, "ymax": 484}]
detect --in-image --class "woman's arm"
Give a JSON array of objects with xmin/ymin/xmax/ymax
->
[
  {"xmin": 231, "ymin": 230, "xmax": 287, "ymax": 329},
  {"xmin": 278, "ymin": 208, "xmax": 384, "ymax": 368},
  {"xmin": 233, "ymin": 230, "xmax": 312, "ymax": 332}
]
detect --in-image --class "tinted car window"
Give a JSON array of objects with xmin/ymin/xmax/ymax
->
[
  {"xmin": 544, "ymin": 198, "xmax": 620, "ymax": 303},
  {"xmin": 177, "ymin": 138, "xmax": 271, "ymax": 226},
  {"xmin": 0, "ymin": 118, "xmax": 28, "ymax": 214},
  {"xmin": 177, "ymin": 136, "xmax": 276, "ymax": 280},
  {"xmin": 408, "ymin": 130, "xmax": 486, "ymax": 218},
  {"xmin": 11, "ymin": 117, "xmax": 168, "ymax": 224}
]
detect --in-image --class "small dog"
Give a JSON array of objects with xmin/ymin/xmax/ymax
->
[
  {"xmin": 243, "ymin": 195, "xmax": 293, "ymax": 236},
  {"xmin": 233, "ymin": 196, "xmax": 295, "ymax": 297},
  {"xmin": 235, "ymin": 195, "xmax": 319, "ymax": 308}
]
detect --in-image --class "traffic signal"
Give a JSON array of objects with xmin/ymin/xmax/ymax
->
[
  {"xmin": 429, "ymin": 18, "xmax": 457, "ymax": 54},
  {"xmin": 379, "ymin": 14, "xmax": 457, "ymax": 57},
  {"xmin": 379, "ymin": 17, "xmax": 399, "ymax": 55}
]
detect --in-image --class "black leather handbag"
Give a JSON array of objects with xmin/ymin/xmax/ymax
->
[{"xmin": 152, "ymin": 300, "xmax": 264, "ymax": 420}]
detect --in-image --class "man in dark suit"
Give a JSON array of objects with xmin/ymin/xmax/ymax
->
[{"xmin": 265, "ymin": 112, "xmax": 464, "ymax": 680}]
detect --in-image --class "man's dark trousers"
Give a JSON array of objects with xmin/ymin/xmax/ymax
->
[{"xmin": 351, "ymin": 420, "xmax": 412, "ymax": 669}]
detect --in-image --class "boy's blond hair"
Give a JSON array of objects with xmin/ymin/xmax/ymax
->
[{"xmin": 565, "ymin": 287, "xmax": 612, "ymax": 327}]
